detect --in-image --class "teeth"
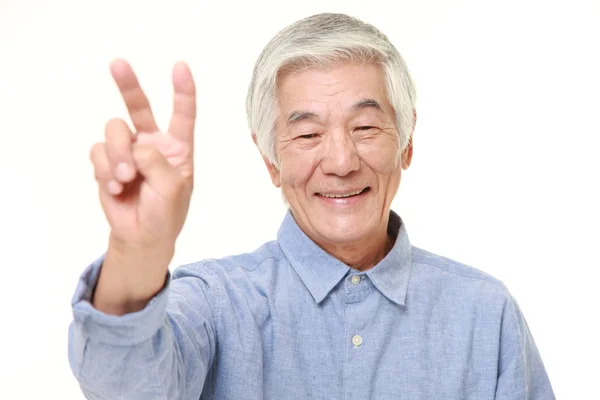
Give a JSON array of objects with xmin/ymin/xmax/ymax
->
[{"xmin": 320, "ymin": 189, "xmax": 364, "ymax": 198}]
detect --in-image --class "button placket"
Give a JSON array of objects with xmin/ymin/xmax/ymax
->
[{"xmin": 343, "ymin": 275, "xmax": 371, "ymax": 400}]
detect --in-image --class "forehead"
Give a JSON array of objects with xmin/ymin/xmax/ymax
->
[{"xmin": 276, "ymin": 62, "xmax": 392, "ymax": 117}]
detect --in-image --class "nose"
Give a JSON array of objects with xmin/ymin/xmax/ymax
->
[{"xmin": 319, "ymin": 129, "xmax": 360, "ymax": 176}]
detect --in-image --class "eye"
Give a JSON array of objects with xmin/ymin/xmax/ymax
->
[
  {"xmin": 297, "ymin": 133, "xmax": 320, "ymax": 139},
  {"xmin": 356, "ymin": 126, "xmax": 376, "ymax": 131}
]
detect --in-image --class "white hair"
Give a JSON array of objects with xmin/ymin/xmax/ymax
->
[{"xmin": 246, "ymin": 13, "xmax": 417, "ymax": 167}]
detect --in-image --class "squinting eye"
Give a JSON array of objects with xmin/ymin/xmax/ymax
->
[
  {"xmin": 298, "ymin": 133, "xmax": 319, "ymax": 139},
  {"xmin": 356, "ymin": 126, "xmax": 375, "ymax": 131}
]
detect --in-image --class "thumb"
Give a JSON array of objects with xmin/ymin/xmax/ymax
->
[{"xmin": 132, "ymin": 143, "xmax": 186, "ymax": 200}]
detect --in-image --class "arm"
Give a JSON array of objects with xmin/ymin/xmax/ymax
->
[
  {"xmin": 495, "ymin": 292, "xmax": 555, "ymax": 400},
  {"xmin": 68, "ymin": 256, "xmax": 218, "ymax": 399},
  {"xmin": 72, "ymin": 58, "xmax": 201, "ymax": 398}
]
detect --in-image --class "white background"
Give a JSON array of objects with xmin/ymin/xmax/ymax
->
[{"xmin": 1, "ymin": 0, "xmax": 598, "ymax": 398}]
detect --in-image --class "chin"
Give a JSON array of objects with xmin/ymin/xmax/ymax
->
[{"xmin": 311, "ymin": 213, "xmax": 375, "ymax": 244}]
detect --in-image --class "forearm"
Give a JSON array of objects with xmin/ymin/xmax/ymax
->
[
  {"xmin": 69, "ymin": 257, "xmax": 215, "ymax": 399},
  {"xmin": 70, "ymin": 320, "xmax": 183, "ymax": 399}
]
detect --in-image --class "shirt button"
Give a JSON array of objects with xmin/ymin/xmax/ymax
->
[
  {"xmin": 352, "ymin": 335, "xmax": 363, "ymax": 347},
  {"xmin": 350, "ymin": 275, "xmax": 361, "ymax": 285}
]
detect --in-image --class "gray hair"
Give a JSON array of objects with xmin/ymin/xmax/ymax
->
[{"xmin": 246, "ymin": 13, "xmax": 417, "ymax": 167}]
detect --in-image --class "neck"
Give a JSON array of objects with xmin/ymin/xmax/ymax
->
[{"xmin": 319, "ymin": 225, "xmax": 394, "ymax": 272}]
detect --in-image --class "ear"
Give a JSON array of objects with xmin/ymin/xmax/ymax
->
[
  {"xmin": 401, "ymin": 109, "xmax": 416, "ymax": 170},
  {"xmin": 401, "ymin": 138, "xmax": 413, "ymax": 170},
  {"xmin": 252, "ymin": 133, "xmax": 281, "ymax": 187}
]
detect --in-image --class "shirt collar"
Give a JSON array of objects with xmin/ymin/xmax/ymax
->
[{"xmin": 277, "ymin": 209, "xmax": 412, "ymax": 306}]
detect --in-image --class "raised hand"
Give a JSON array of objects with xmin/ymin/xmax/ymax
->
[
  {"xmin": 89, "ymin": 59, "xmax": 197, "ymax": 314},
  {"xmin": 91, "ymin": 59, "xmax": 196, "ymax": 248}
]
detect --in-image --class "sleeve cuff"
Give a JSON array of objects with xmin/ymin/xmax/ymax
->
[{"xmin": 71, "ymin": 254, "xmax": 171, "ymax": 346}]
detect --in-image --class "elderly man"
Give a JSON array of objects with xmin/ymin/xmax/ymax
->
[{"xmin": 68, "ymin": 13, "xmax": 554, "ymax": 400}]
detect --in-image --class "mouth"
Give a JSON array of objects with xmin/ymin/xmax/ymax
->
[{"xmin": 316, "ymin": 187, "xmax": 370, "ymax": 198}]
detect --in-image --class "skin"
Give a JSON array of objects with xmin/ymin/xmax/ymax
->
[
  {"xmin": 256, "ymin": 62, "xmax": 414, "ymax": 271},
  {"xmin": 90, "ymin": 60, "xmax": 197, "ymax": 315}
]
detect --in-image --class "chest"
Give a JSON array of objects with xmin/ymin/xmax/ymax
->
[{"xmin": 208, "ymin": 281, "xmax": 501, "ymax": 399}]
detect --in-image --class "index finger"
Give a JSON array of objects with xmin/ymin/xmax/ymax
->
[
  {"xmin": 168, "ymin": 62, "xmax": 196, "ymax": 145},
  {"xmin": 110, "ymin": 59, "xmax": 159, "ymax": 134}
]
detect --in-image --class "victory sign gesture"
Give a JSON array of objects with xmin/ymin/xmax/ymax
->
[{"xmin": 90, "ymin": 60, "xmax": 197, "ymax": 314}]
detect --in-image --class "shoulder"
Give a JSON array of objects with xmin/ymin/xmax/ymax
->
[
  {"xmin": 411, "ymin": 246, "xmax": 504, "ymax": 286},
  {"xmin": 410, "ymin": 246, "xmax": 512, "ymax": 307},
  {"xmin": 171, "ymin": 240, "xmax": 285, "ymax": 284},
  {"xmin": 168, "ymin": 241, "xmax": 285, "ymax": 325}
]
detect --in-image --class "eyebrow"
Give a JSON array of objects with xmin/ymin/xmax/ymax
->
[
  {"xmin": 286, "ymin": 98, "xmax": 384, "ymax": 126},
  {"xmin": 286, "ymin": 111, "xmax": 319, "ymax": 125},
  {"xmin": 352, "ymin": 98, "xmax": 384, "ymax": 112}
]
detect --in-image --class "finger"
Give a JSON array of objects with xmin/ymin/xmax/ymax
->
[
  {"xmin": 105, "ymin": 119, "xmax": 137, "ymax": 184},
  {"xmin": 90, "ymin": 142, "xmax": 124, "ymax": 195},
  {"xmin": 167, "ymin": 62, "xmax": 196, "ymax": 146},
  {"xmin": 110, "ymin": 59, "xmax": 159, "ymax": 134},
  {"xmin": 132, "ymin": 143, "xmax": 188, "ymax": 200}
]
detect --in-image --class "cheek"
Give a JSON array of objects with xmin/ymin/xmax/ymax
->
[
  {"xmin": 357, "ymin": 141, "xmax": 401, "ymax": 174},
  {"xmin": 279, "ymin": 150, "xmax": 320, "ymax": 188}
]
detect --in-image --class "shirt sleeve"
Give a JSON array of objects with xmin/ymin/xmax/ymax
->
[
  {"xmin": 68, "ymin": 254, "xmax": 219, "ymax": 399},
  {"xmin": 495, "ymin": 291, "xmax": 555, "ymax": 400}
]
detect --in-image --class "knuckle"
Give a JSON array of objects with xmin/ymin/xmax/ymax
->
[
  {"xmin": 89, "ymin": 143, "xmax": 112, "ymax": 181},
  {"xmin": 93, "ymin": 162, "xmax": 111, "ymax": 182},
  {"xmin": 93, "ymin": 169, "xmax": 105, "ymax": 182},
  {"xmin": 89, "ymin": 142, "xmax": 104, "ymax": 161},
  {"xmin": 133, "ymin": 143, "xmax": 160, "ymax": 166},
  {"xmin": 105, "ymin": 132, "xmax": 133, "ymax": 165},
  {"xmin": 93, "ymin": 164, "xmax": 111, "ymax": 183},
  {"xmin": 105, "ymin": 118, "xmax": 126, "ymax": 131},
  {"xmin": 105, "ymin": 119, "xmax": 132, "ymax": 143}
]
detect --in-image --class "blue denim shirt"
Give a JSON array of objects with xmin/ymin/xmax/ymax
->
[{"xmin": 68, "ymin": 210, "xmax": 554, "ymax": 399}]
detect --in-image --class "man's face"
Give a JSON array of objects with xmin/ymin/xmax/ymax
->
[{"xmin": 262, "ymin": 62, "xmax": 413, "ymax": 245}]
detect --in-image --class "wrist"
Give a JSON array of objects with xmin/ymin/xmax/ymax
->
[
  {"xmin": 91, "ymin": 238, "xmax": 174, "ymax": 315},
  {"xmin": 107, "ymin": 234, "xmax": 175, "ymax": 261}
]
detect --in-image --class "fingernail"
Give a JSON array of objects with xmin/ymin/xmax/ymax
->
[
  {"xmin": 107, "ymin": 180, "xmax": 123, "ymax": 195},
  {"xmin": 115, "ymin": 162, "xmax": 133, "ymax": 181}
]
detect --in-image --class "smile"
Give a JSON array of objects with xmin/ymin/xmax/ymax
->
[{"xmin": 317, "ymin": 188, "xmax": 369, "ymax": 198}]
